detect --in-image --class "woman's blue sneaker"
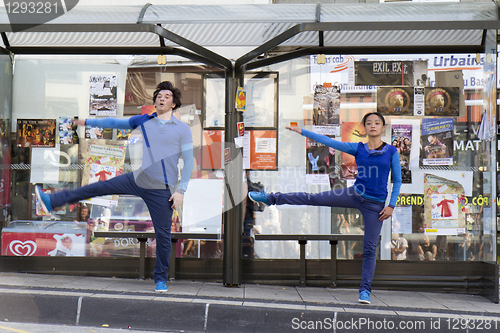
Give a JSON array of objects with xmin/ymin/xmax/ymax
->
[
  {"xmin": 155, "ymin": 281, "xmax": 168, "ymax": 292},
  {"xmin": 358, "ymin": 290, "xmax": 371, "ymax": 304},
  {"xmin": 248, "ymin": 190, "xmax": 270, "ymax": 206}
]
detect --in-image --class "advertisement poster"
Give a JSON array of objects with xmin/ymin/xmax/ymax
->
[
  {"xmin": 341, "ymin": 122, "xmax": 368, "ymax": 180},
  {"xmin": 423, "ymin": 174, "xmax": 466, "ymax": 235},
  {"xmin": 58, "ymin": 117, "xmax": 75, "ymax": 144},
  {"xmin": 89, "ymin": 75, "xmax": 117, "ymax": 116},
  {"xmin": 392, "ymin": 206, "xmax": 412, "ymax": 234},
  {"xmin": 202, "ymin": 130, "xmax": 224, "ymax": 170},
  {"xmin": 421, "ymin": 118, "xmax": 453, "ymax": 166},
  {"xmin": 85, "ymin": 126, "xmax": 113, "ymax": 140},
  {"xmin": 305, "ymin": 136, "xmax": 335, "ymax": 185},
  {"xmin": 355, "ymin": 61, "xmax": 414, "ymax": 86},
  {"xmin": 17, "ymin": 119, "xmax": 56, "ymax": 148},
  {"xmin": 312, "ymin": 84, "xmax": 340, "ymax": 134},
  {"xmin": 81, "ymin": 141, "xmax": 126, "ymax": 206},
  {"xmin": 243, "ymin": 76, "xmax": 276, "ymax": 128},
  {"xmin": 1, "ymin": 231, "xmax": 86, "ymax": 256},
  {"xmin": 377, "ymin": 87, "xmax": 414, "ymax": 116},
  {"xmin": 391, "ymin": 124, "xmax": 412, "ymax": 184},
  {"xmin": 235, "ymin": 87, "xmax": 246, "ymax": 112},
  {"xmin": 116, "ymin": 129, "xmax": 133, "ymax": 140},
  {"xmin": 424, "ymin": 87, "xmax": 459, "ymax": 116},
  {"xmin": 242, "ymin": 130, "xmax": 277, "ymax": 170}
]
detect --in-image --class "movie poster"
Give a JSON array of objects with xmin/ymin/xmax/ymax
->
[
  {"xmin": 391, "ymin": 124, "xmax": 412, "ymax": 184},
  {"xmin": 305, "ymin": 136, "xmax": 335, "ymax": 185},
  {"xmin": 17, "ymin": 119, "xmax": 56, "ymax": 148},
  {"xmin": 312, "ymin": 84, "xmax": 340, "ymax": 135},
  {"xmin": 59, "ymin": 117, "xmax": 75, "ymax": 145},
  {"xmin": 377, "ymin": 87, "xmax": 414, "ymax": 116},
  {"xmin": 341, "ymin": 122, "xmax": 368, "ymax": 180},
  {"xmin": 423, "ymin": 173, "xmax": 466, "ymax": 235},
  {"xmin": 420, "ymin": 118, "xmax": 454, "ymax": 166},
  {"xmin": 81, "ymin": 140, "xmax": 126, "ymax": 206},
  {"xmin": 89, "ymin": 75, "xmax": 117, "ymax": 116},
  {"xmin": 424, "ymin": 87, "xmax": 459, "ymax": 117}
]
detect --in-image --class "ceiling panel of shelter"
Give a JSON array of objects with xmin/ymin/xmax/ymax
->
[
  {"xmin": 320, "ymin": 2, "xmax": 497, "ymax": 23},
  {"xmin": 42, "ymin": 6, "xmax": 143, "ymax": 24},
  {"xmin": 6, "ymin": 32, "xmax": 158, "ymax": 47},
  {"xmin": 321, "ymin": 30, "xmax": 484, "ymax": 47},
  {"xmin": 143, "ymin": 4, "xmax": 317, "ymax": 24}
]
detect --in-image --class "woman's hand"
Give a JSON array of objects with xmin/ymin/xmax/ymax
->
[
  {"xmin": 379, "ymin": 206, "xmax": 394, "ymax": 221},
  {"xmin": 73, "ymin": 119, "xmax": 86, "ymax": 126},
  {"xmin": 285, "ymin": 126, "xmax": 302, "ymax": 134}
]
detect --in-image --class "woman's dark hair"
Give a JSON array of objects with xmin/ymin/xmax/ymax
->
[
  {"xmin": 362, "ymin": 112, "xmax": 385, "ymax": 126},
  {"xmin": 153, "ymin": 81, "xmax": 182, "ymax": 110}
]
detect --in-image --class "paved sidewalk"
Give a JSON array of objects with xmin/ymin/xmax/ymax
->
[{"xmin": 0, "ymin": 272, "xmax": 498, "ymax": 332}]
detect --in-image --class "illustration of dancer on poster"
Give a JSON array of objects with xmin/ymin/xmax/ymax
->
[
  {"xmin": 420, "ymin": 118, "xmax": 454, "ymax": 166},
  {"xmin": 391, "ymin": 124, "xmax": 412, "ymax": 183}
]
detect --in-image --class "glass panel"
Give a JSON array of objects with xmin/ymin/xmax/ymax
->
[{"xmin": 252, "ymin": 47, "xmax": 496, "ymax": 263}]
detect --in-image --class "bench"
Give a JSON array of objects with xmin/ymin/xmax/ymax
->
[
  {"xmin": 254, "ymin": 234, "xmax": 366, "ymax": 287},
  {"xmin": 93, "ymin": 231, "xmax": 220, "ymax": 280}
]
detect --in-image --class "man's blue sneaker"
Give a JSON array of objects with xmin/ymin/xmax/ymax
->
[
  {"xmin": 35, "ymin": 185, "xmax": 52, "ymax": 214},
  {"xmin": 358, "ymin": 290, "xmax": 371, "ymax": 304},
  {"xmin": 155, "ymin": 281, "xmax": 168, "ymax": 292},
  {"xmin": 248, "ymin": 190, "xmax": 270, "ymax": 206}
]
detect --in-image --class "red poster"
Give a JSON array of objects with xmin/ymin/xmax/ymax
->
[{"xmin": 1, "ymin": 231, "xmax": 86, "ymax": 256}]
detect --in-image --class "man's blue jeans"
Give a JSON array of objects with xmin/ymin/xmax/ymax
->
[
  {"xmin": 268, "ymin": 186, "xmax": 385, "ymax": 293},
  {"xmin": 50, "ymin": 172, "xmax": 173, "ymax": 283}
]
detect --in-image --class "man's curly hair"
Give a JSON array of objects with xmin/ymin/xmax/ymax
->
[{"xmin": 153, "ymin": 81, "xmax": 182, "ymax": 110}]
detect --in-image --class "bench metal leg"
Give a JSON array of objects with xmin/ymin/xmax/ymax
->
[
  {"xmin": 169, "ymin": 238, "xmax": 178, "ymax": 281},
  {"xmin": 329, "ymin": 240, "xmax": 338, "ymax": 288},
  {"xmin": 137, "ymin": 238, "xmax": 147, "ymax": 280},
  {"xmin": 299, "ymin": 240, "xmax": 307, "ymax": 287}
]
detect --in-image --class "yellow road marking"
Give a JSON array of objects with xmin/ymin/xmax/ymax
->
[{"xmin": 0, "ymin": 325, "xmax": 31, "ymax": 333}]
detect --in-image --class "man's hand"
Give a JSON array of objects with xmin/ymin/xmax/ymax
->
[
  {"xmin": 169, "ymin": 192, "xmax": 184, "ymax": 210},
  {"xmin": 379, "ymin": 206, "xmax": 394, "ymax": 221}
]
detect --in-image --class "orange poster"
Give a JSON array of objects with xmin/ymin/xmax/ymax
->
[
  {"xmin": 202, "ymin": 130, "xmax": 223, "ymax": 170},
  {"xmin": 340, "ymin": 122, "xmax": 368, "ymax": 179},
  {"xmin": 245, "ymin": 130, "xmax": 277, "ymax": 170}
]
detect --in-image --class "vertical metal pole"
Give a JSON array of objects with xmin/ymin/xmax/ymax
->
[
  {"xmin": 223, "ymin": 63, "xmax": 244, "ymax": 286},
  {"xmin": 299, "ymin": 240, "xmax": 307, "ymax": 287},
  {"xmin": 330, "ymin": 240, "xmax": 337, "ymax": 288}
]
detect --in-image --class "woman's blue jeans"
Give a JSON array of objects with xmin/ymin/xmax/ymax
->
[{"xmin": 268, "ymin": 186, "xmax": 385, "ymax": 293}]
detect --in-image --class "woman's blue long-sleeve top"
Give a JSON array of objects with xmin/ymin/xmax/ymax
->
[
  {"xmin": 301, "ymin": 129, "xmax": 402, "ymax": 207},
  {"xmin": 85, "ymin": 115, "xmax": 194, "ymax": 194}
]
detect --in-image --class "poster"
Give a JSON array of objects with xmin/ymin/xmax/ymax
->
[
  {"xmin": 85, "ymin": 126, "xmax": 113, "ymax": 140},
  {"xmin": 243, "ymin": 76, "xmax": 276, "ymax": 127},
  {"xmin": 424, "ymin": 87, "xmax": 459, "ymax": 116},
  {"xmin": 423, "ymin": 174, "xmax": 466, "ymax": 235},
  {"xmin": 59, "ymin": 117, "xmax": 75, "ymax": 144},
  {"xmin": 243, "ymin": 130, "xmax": 277, "ymax": 170},
  {"xmin": 17, "ymin": 119, "xmax": 56, "ymax": 148},
  {"xmin": 377, "ymin": 87, "xmax": 414, "ymax": 116},
  {"xmin": 305, "ymin": 135, "xmax": 335, "ymax": 185},
  {"xmin": 1, "ymin": 231, "xmax": 86, "ymax": 256},
  {"xmin": 391, "ymin": 124, "xmax": 412, "ymax": 184},
  {"xmin": 81, "ymin": 140, "xmax": 126, "ymax": 206},
  {"xmin": 116, "ymin": 128, "xmax": 132, "ymax": 140},
  {"xmin": 312, "ymin": 84, "xmax": 340, "ymax": 134},
  {"xmin": 89, "ymin": 75, "xmax": 117, "ymax": 116},
  {"xmin": 355, "ymin": 61, "xmax": 414, "ymax": 86},
  {"xmin": 235, "ymin": 87, "xmax": 246, "ymax": 112},
  {"xmin": 340, "ymin": 122, "xmax": 368, "ymax": 180},
  {"xmin": 202, "ymin": 130, "xmax": 224, "ymax": 170},
  {"xmin": 391, "ymin": 206, "xmax": 412, "ymax": 234},
  {"xmin": 420, "ymin": 118, "xmax": 454, "ymax": 166}
]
